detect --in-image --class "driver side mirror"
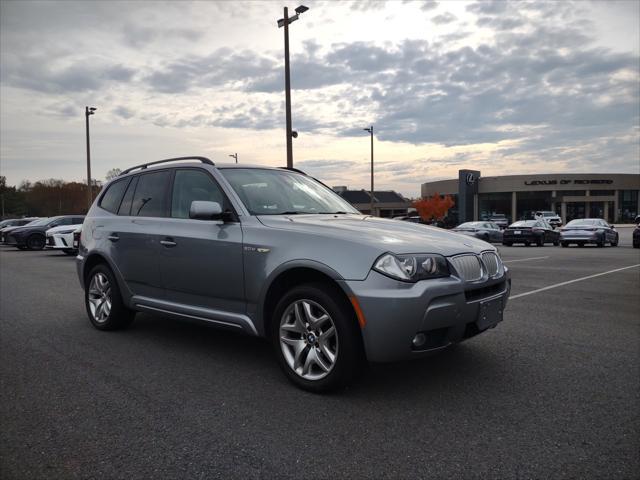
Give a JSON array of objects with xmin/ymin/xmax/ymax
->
[{"xmin": 189, "ymin": 201, "xmax": 223, "ymax": 221}]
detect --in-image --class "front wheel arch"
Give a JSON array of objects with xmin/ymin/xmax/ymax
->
[{"xmin": 262, "ymin": 266, "xmax": 360, "ymax": 341}]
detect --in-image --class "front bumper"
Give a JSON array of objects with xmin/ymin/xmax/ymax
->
[
  {"xmin": 45, "ymin": 234, "xmax": 75, "ymax": 250},
  {"xmin": 342, "ymin": 268, "xmax": 511, "ymax": 363},
  {"xmin": 4, "ymin": 233, "xmax": 25, "ymax": 246}
]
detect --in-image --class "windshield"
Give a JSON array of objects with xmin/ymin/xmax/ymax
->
[
  {"xmin": 220, "ymin": 169, "xmax": 360, "ymax": 215},
  {"xmin": 23, "ymin": 218, "xmax": 48, "ymax": 226},
  {"xmin": 566, "ymin": 219, "xmax": 598, "ymax": 227}
]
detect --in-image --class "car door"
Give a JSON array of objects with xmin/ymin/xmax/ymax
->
[
  {"xmin": 98, "ymin": 171, "xmax": 170, "ymax": 298},
  {"xmin": 158, "ymin": 168, "xmax": 245, "ymax": 315}
]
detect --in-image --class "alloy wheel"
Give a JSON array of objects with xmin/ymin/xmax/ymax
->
[
  {"xmin": 88, "ymin": 272, "xmax": 112, "ymax": 323},
  {"xmin": 279, "ymin": 299, "xmax": 338, "ymax": 381}
]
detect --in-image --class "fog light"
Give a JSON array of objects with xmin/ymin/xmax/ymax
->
[{"xmin": 412, "ymin": 333, "xmax": 426, "ymax": 348}]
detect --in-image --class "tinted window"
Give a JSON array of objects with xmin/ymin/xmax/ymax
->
[
  {"xmin": 171, "ymin": 170, "xmax": 226, "ymax": 219},
  {"xmin": 100, "ymin": 178, "xmax": 130, "ymax": 214},
  {"xmin": 72, "ymin": 217, "xmax": 85, "ymax": 224},
  {"xmin": 221, "ymin": 168, "xmax": 358, "ymax": 215},
  {"xmin": 118, "ymin": 176, "xmax": 138, "ymax": 216},
  {"xmin": 131, "ymin": 171, "xmax": 171, "ymax": 217}
]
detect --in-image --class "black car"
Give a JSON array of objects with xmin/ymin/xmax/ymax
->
[
  {"xmin": 0, "ymin": 218, "xmax": 42, "ymax": 243},
  {"xmin": 6, "ymin": 215, "xmax": 85, "ymax": 250},
  {"xmin": 502, "ymin": 219, "xmax": 560, "ymax": 246}
]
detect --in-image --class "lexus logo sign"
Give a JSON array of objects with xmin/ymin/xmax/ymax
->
[{"xmin": 465, "ymin": 173, "xmax": 476, "ymax": 185}]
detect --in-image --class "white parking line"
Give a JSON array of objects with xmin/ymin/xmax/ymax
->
[
  {"xmin": 509, "ymin": 264, "xmax": 640, "ymax": 300},
  {"xmin": 503, "ymin": 256, "xmax": 549, "ymax": 264}
]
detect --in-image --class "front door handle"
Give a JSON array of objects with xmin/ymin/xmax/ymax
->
[
  {"xmin": 160, "ymin": 238, "xmax": 177, "ymax": 248},
  {"xmin": 107, "ymin": 234, "xmax": 119, "ymax": 242}
]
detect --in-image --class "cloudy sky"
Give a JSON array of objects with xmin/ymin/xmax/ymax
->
[{"xmin": 1, "ymin": 0, "xmax": 638, "ymax": 196}]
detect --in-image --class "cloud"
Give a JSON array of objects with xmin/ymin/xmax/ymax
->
[
  {"xmin": 113, "ymin": 105, "xmax": 135, "ymax": 119},
  {"xmin": 431, "ymin": 12, "xmax": 457, "ymax": 25}
]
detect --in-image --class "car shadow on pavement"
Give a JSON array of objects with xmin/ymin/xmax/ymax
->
[{"xmin": 122, "ymin": 312, "xmax": 504, "ymax": 399}]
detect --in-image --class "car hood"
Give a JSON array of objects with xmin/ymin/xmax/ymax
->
[
  {"xmin": 45, "ymin": 224, "xmax": 83, "ymax": 235},
  {"xmin": 257, "ymin": 214, "xmax": 493, "ymax": 256}
]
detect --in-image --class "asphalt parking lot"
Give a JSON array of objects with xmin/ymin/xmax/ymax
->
[{"xmin": 1, "ymin": 229, "xmax": 639, "ymax": 479}]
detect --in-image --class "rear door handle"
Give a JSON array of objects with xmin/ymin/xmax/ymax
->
[
  {"xmin": 107, "ymin": 234, "xmax": 119, "ymax": 242},
  {"xmin": 160, "ymin": 238, "xmax": 177, "ymax": 247}
]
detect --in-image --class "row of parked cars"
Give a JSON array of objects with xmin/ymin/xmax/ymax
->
[
  {"xmin": 452, "ymin": 217, "xmax": 629, "ymax": 247},
  {"xmin": 0, "ymin": 216, "xmax": 84, "ymax": 254}
]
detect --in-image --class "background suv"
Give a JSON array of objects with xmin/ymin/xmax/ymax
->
[{"xmin": 77, "ymin": 157, "xmax": 510, "ymax": 391}]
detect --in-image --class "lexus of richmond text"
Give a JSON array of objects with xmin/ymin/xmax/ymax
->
[{"xmin": 77, "ymin": 157, "xmax": 511, "ymax": 391}]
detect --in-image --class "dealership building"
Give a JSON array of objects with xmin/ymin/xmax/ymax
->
[{"xmin": 421, "ymin": 171, "xmax": 640, "ymax": 224}]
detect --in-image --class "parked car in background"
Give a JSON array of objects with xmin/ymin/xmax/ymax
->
[
  {"xmin": 503, "ymin": 219, "xmax": 560, "ymax": 246},
  {"xmin": 453, "ymin": 222, "xmax": 503, "ymax": 243},
  {"xmin": 0, "ymin": 218, "xmax": 38, "ymax": 231},
  {"xmin": 0, "ymin": 218, "xmax": 43, "ymax": 243},
  {"xmin": 633, "ymin": 222, "xmax": 639, "ymax": 248},
  {"xmin": 488, "ymin": 214, "xmax": 509, "ymax": 229},
  {"xmin": 533, "ymin": 210, "xmax": 562, "ymax": 228},
  {"xmin": 393, "ymin": 214, "xmax": 423, "ymax": 223},
  {"xmin": 560, "ymin": 219, "xmax": 618, "ymax": 247},
  {"xmin": 6, "ymin": 215, "xmax": 85, "ymax": 250},
  {"xmin": 77, "ymin": 157, "xmax": 510, "ymax": 392},
  {"xmin": 46, "ymin": 223, "xmax": 84, "ymax": 255}
]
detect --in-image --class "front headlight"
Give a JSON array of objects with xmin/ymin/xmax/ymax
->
[
  {"xmin": 57, "ymin": 229, "xmax": 75, "ymax": 235},
  {"xmin": 373, "ymin": 253, "xmax": 449, "ymax": 282}
]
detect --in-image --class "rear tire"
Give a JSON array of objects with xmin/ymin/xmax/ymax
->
[
  {"xmin": 553, "ymin": 239, "xmax": 560, "ymax": 246},
  {"xmin": 85, "ymin": 264, "xmax": 135, "ymax": 331},
  {"xmin": 62, "ymin": 249, "xmax": 76, "ymax": 255},
  {"xmin": 26, "ymin": 234, "xmax": 46, "ymax": 251},
  {"xmin": 536, "ymin": 237, "xmax": 544, "ymax": 247},
  {"xmin": 271, "ymin": 283, "xmax": 365, "ymax": 392},
  {"xmin": 597, "ymin": 235, "xmax": 605, "ymax": 248},
  {"xmin": 502, "ymin": 241, "xmax": 512, "ymax": 246},
  {"xmin": 561, "ymin": 242, "xmax": 568, "ymax": 248},
  {"xmin": 611, "ymin": 236, "xmax": 618, "ymax": 247}
]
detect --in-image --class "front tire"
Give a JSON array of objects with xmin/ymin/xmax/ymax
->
[
  {"xmin": 85, "ymin": 264, "xmax": 135, "ymax": 331},
  {"xmin": 26, "ymin": 234, "xmax": 45, "ymax": 250},
  {"xmin": 63, "ymin": 249, "xmax": 76, "ymax": 255},
  {"xmin": 271, "ymin": 283, "xmax": 364, "ymax": 392},
  {"xmin": 611, "ymin": 235, "xmax": 618, "ymax": 247},
  {"xmin": 561, "ymin": 242, "xmax": 568, "ymax": 248}
]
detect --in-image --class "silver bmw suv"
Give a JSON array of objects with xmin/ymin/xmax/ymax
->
[{"xmin": 77, "ymin": 157, "xmax": 510, "ymax": 391}]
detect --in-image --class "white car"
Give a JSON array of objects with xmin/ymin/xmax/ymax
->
[
  {"xmin": 533, "ymin": 210, "xmax": 562, "ymax": 228},
  {"xmin": 45, "ymin": 224, "xmax": 82, "ymax": 255}
]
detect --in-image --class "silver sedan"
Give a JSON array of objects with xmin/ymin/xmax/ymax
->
[{"xmin": 453, "ymin": 222, "xmax": 503, "ymax": 243}]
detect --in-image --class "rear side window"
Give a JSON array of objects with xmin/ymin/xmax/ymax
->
[
  {"xmin": 171, "ymin": 169, "xmax": 226, "ymax": 219},
  {"xmin": 131, "ymin": 171, "xmax": 171, "ymax": 217},
  {"xmin": 118, "ymin": 177, "xmax": 138, "ymax": 216},
  {"xmin": 100, "ymin": 178, "xmax": 130, "ymax": 214}
]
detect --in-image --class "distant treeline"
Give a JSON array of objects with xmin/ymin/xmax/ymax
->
[{"xmin": 0, "ymin": 175, "xmax": 102, "ymax": 218}]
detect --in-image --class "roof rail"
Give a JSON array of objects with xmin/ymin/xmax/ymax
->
[
  {"xmin": 280, "ymin": 166, "xmax": 308, "ymax": 175},
  {"xmin": 119, "ymin": 156, "xmax": 214, "ymax": 176}
]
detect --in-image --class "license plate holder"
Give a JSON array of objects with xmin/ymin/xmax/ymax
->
[{"xmin": 477, "ymin": 298, "xmax": 503, "ymax": 330}]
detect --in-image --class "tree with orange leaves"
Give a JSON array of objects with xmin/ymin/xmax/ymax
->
[{"xmin": 412, "ymin": 192, "xmax": 455, "ymax": 222}]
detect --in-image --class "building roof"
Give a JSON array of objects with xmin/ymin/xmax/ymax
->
[
  {"xmin": 373, "ymin": 191, "xmax": 406, "ymax": 203},
  {"xmin": 336, "ymin": 188, "xmax": 409, "ymax": 205},
  {"xmin": 337, "ymin": 190, "xmax": 372, "ymax": 204}
]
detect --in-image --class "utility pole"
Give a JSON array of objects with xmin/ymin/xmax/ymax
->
[
  {"xmin": 364, "ymin": 125, "xmax": 374, "ymax": 216},
  {"xmin": 278, "ymin": 5, "xmax": 308, "ymax": 169},
  {"xmin": 85, "ymin": 106, "xmax": 96, "ymax": 210}
]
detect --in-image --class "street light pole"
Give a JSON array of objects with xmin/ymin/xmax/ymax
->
[
  {"xmin": 278, "ymin": 5, "xmax": 308, "ymax": 169},
  {"xmin": 364, "ymin": 126, "xmax": 374, "ymax": 216},
  {"xmin": 283, "ymin": 7, "xmax": 293, "ymax": 168},
  {"xmin": 85, "ymin": 106, "xmax": 96, "ymax": 210},
  {"xmin": 229, "ymin": 153, "xmax": 238, "ymax": 164}
]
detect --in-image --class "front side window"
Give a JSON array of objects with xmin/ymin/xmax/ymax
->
[
  {"xmin": 131, "ymin": 171, "xmax": 171, "ymax": 217},
  {"xmin": 220, "ymin": 168, "xmax": 359, "ymax": 215},
  {"xmin": 171, "ymin": 169, "xmax": 226, "ymax": 219},
  {"xmin": 100, "ymin": 178, "xmax": 130, "ymax": 214}
]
